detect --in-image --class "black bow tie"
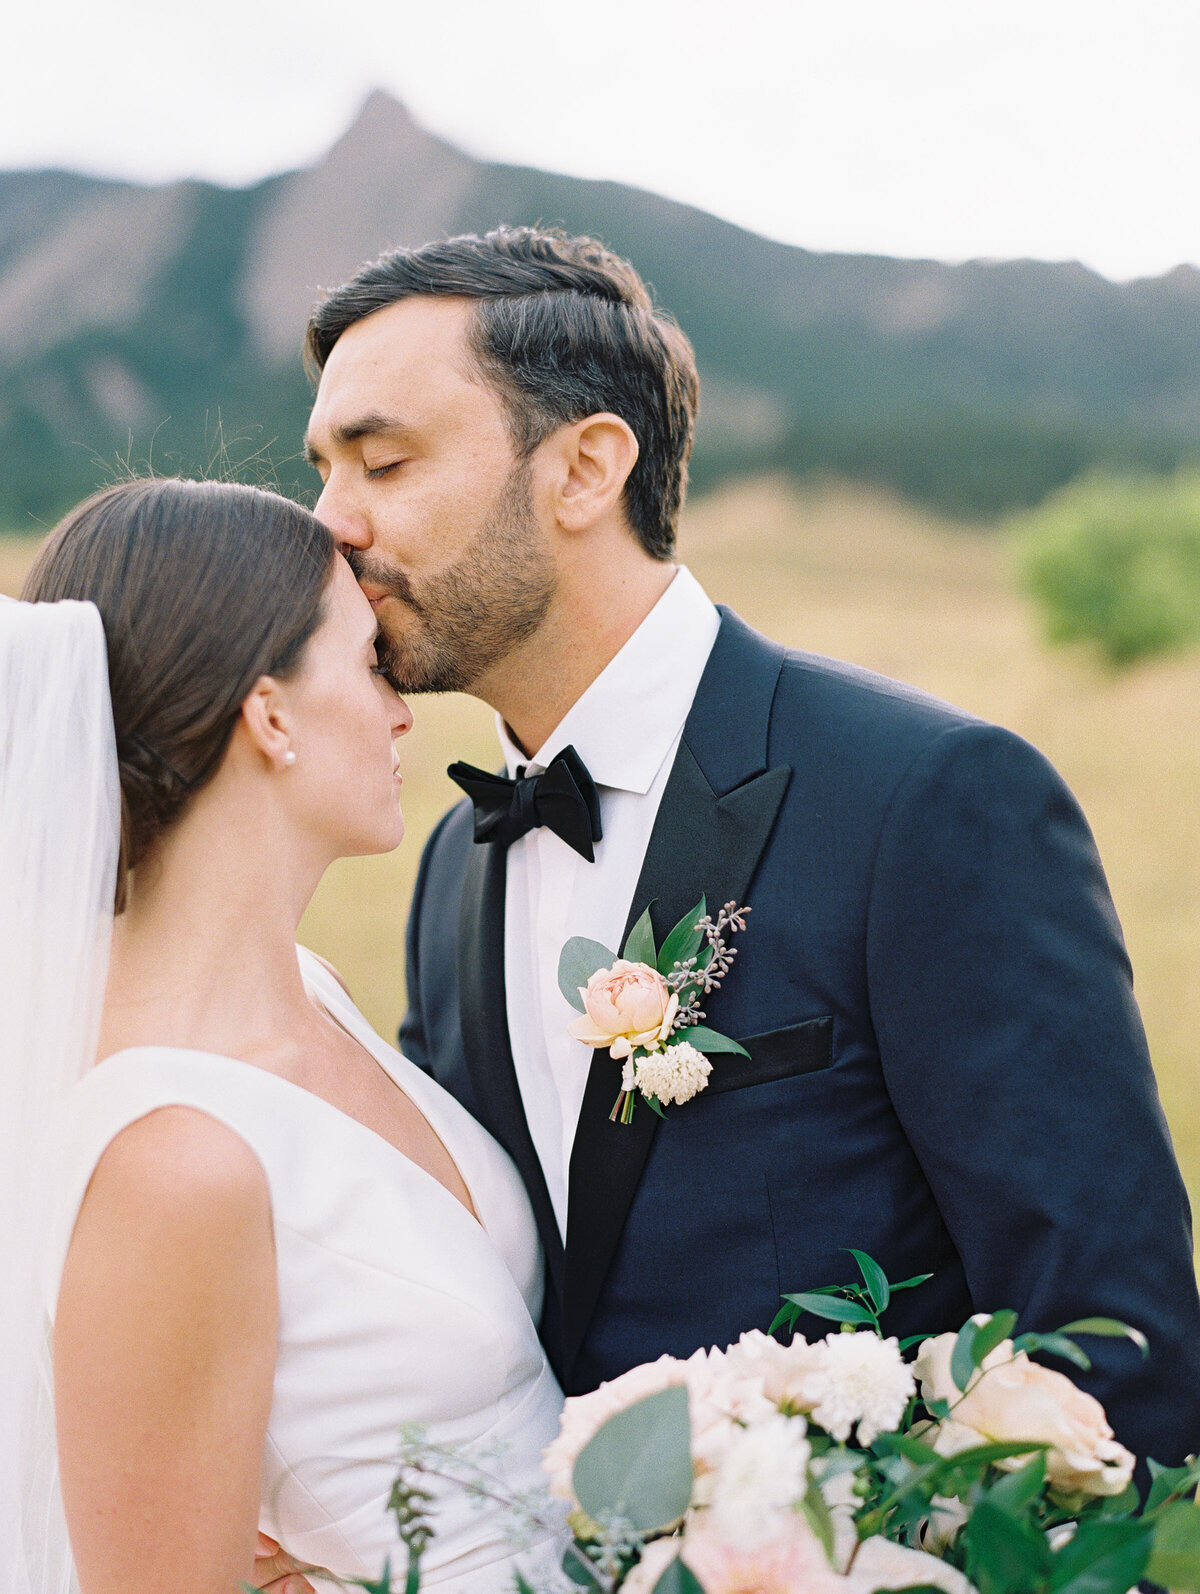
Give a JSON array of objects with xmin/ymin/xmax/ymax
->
[{"xmin": 447, "ymin": 744, "xmax": 603, "ymax": 861}]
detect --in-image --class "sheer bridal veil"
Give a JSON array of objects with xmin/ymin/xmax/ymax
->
[{"xmin": 0, "ymin": 596, "xmax": 120, "ymax": 1594}]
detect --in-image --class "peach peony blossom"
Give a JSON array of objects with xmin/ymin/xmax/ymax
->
[
  {"xmin": 681, "ymin": 1512, "xmax": 846, "ymax": 1594},
  {"xmin": 569, "ymin": 960, "xmax": 679, "ymax": 1059},
  {"xmin": 913, "ymin": 1325, "xmax": 1136, "ymax": 1498}
]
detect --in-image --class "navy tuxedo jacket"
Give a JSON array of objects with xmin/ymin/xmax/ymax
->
[{"xmin": 400, "ymin": 606, "xmax": 1200, "ymax": 1464}]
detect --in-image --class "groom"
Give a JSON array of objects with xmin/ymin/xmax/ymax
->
[{"xmin": 302, "ymin": 228, "xmax": 1200, "ymax": 1461}]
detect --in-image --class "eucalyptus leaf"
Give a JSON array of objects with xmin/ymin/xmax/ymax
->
[
  {"xmin": 1056, "ymin": 1318, "xmax": 1150, "ymax": 1359},
  {"xmin": 1050, "ymin": 1518, "xmax": 1151, "ymax": 1594},
  {"xmin": 558, "ymin": 938, "xmax": 617, "ymax": 1012},
  {"xmin": 1145, "ymin": 1499, "xmax": 1200, "ymax": 1592},
  {"xmin": 651, "ymin": 1558, "xmax": 705, "ymax": 1594},
  {"xmin": 671, "ymin": 1024, "xmax": 749, "ymax": 1057},
  {"xmin": 572, "ymin": 1385, "xmax": 693, "ymax": 1535},
  {"xmin": 656, "ymin": 897, "xmax": 707, "ymax": 976},
  {"xmin": 623, "ymin": 904, "xmax": 658, "ymax": 967},
  {"xmin": 845, "ymin": 1248, "xmax": 891, "ymax": 1314},
  {"xmin": 780, "ymin": 1291, "xmax": 877, "ymax": 1327}
]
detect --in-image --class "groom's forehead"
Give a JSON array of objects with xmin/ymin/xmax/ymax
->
[{"xmin": 308, "ymin": 296, "xmax": 495, "ymax": 440}]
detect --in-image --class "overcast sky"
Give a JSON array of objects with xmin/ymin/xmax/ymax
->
[{"xmin": 7, "ymin": 0, "xmax": 1200, "ymax": 281}]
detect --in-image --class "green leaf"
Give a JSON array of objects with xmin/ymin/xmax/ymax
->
[
  {"xmin": 558, "ymin": 937, "xmax": 617, "ymax": 1012},
  {"xmin": 898, "ymin": 1333, "xmax": 932, "ymax": 1352},
  {"xmin": 1050, "ymin": 1518, "xmax": 1151, "ymax": 1593},
  {"xmin": 845, "ymin": 1249, "xmax": 891, "ymax": 1314},
  {"xmin": 572, "ymin": 1385, "xmax": 693, "ymax": 1535},
  {"xmin": 987, "ymin": 1451, "xmax": 1046, "ymax": 1514},
  {"xmin": 561, "ymin": 1546, "xmax": 604, "ymax": 1590},
  {"xmin": 780, "ymin": 1291, "xmax": 878, "ymax": 1327},
  {"xmin": 643, "ymin": 1093, "xmax": 667, "ymax": 1119},
  {"xmin": 964, "ymin": 1497, "xmax": 1053, "ymax": 1594},
  {"xmin": 670, "ymin": 1023, "xmax": 749, "ymax": 1057},
  {"xmin": 1146, "ymin": 1456, "xmax": 1200, "ymax": 1512},
  {"xmin": 623, "ymin": 904, "xmax": 658, "ymax": 967},
  {"xmin": 1056, "ymin": 1318, "xmax": 1150, "ymax": 1359},
  {"xmin": 890, "ymin": 1272, "xmax": 935, "ymax": 1293},
  {"xmin": 972, "ymin": 1308, "xmax": 1019, "ymax": 1366},
  {"xmin": 652, "ymin": 1558, "xmax": 705, "ymax": 1594},
  {"xmin": 801, "ymin": 1477, "xmax": 836, "ymax": 1561},
  {"xmin": 1014, "ymin": 1332, "xmax": 1092, "ymax": 1372},
  {"xmin": 950, "ymin": 1319, "xmax": 981, "ymax": 1393},
  {"xmin": 769, "ymin": 1301, "xmax": 800, "ymax": 1336},
  {"xmin": 656, "ymin": 897, "xmax": 707, "ymax": 976},
  {"xmin": 1146, "ymin": 1498, "xmax": 1200, "ymax": 1592}
]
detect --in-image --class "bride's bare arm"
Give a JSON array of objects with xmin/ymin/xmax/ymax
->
[{"xmin": 54, "ymin": 1106, "xmax": 278, "ymax": 1593}]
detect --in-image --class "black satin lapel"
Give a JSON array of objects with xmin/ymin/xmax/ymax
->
[
  {"xmin": 456, "ymin": 840, "xmax": 564, "ymax": 1291},
  {"xmin": 563, "ymin": 739, "xmax": 791, "ymax": 1371}
]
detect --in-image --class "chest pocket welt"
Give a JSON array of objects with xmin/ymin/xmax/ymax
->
[{"xmin": 703, "ymin": 1016, "xmax": 834, "ymax": 1095}]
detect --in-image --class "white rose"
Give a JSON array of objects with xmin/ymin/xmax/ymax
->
[{"xmin": 913, "ymin": 1326, "xmax": 1136, "ymax": 1498}]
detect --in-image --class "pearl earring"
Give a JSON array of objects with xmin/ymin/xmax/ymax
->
[{"xmin": 284, "ymin": 750, "xmax": 297, "ymax": 767}]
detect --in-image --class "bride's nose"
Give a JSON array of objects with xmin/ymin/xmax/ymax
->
[{"xmin": 391, "ymin": 696, "xmax": 413, "ymax": 739}]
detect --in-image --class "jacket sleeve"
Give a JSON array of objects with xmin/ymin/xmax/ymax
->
[{"xmin": 865, "ymin": 719, "xmax": 1200, "ymax": 1465}]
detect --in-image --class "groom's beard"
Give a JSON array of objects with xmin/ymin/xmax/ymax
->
[{"xmin": 347, "ymin": 459, "xmax": 557, "ymax": 695}]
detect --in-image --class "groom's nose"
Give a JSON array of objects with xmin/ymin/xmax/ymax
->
[{"xmin": 313, "ymin": 481, "xmax": 372, "ymax": 551}]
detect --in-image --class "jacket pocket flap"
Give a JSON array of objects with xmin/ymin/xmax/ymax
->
[{"xmin": 704, "ymin": 1016, "xmax": 834, "ymax": 1095}]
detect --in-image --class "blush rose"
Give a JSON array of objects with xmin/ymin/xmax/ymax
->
[
  {"xmin": 569, "ymin": 960, "xmax": 679, "ymax": 1060},
  {"xmin": 912, "ymin": 1325, "xmax": 1136, "ymax": 1499}
]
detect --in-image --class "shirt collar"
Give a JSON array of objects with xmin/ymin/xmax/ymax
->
[{"xmin": 496, "ymin": 566, "xmax": 721, "ymax": 795}]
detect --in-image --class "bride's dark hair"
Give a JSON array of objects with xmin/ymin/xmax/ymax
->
[{"xmin": 22, "ymin": 477, "xmax": 335, "ymax": 911}]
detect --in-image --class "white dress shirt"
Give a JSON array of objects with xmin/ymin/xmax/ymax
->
[{"xmin": 500, "ymin": 566, "xmax": 721, "ymax": 1240}]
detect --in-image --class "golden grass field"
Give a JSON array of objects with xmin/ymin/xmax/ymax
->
[{"xmin": 4, "ymin": 477, "xmax": 1197, "ymax": 1230}]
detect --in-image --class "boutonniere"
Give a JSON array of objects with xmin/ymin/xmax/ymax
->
[{"xmin": 558, "ymin": 898, "xmax": 751, "ymax": 1124}]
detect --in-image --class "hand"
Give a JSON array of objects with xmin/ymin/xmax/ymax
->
[{"xmin": 252, "ymin": 1532, "xmax": 316, "ymax": 1593}]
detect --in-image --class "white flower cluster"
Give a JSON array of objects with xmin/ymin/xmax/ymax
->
[
  {"xmin": 542, "ymin": 1327, "xmax": 961, "ymax": 1594},
  {"xmin": 633, "ymin": 1041, "xmax": 712, "ymax": 1106}
]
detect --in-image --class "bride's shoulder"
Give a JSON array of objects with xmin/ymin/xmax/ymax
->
[{"xmin": 83, "ymin": 1104, "xmax": 270, "ymax": 1225}]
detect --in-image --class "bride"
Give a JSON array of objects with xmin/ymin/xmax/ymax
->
[{"xmin": 0, "ymin": 476, "xmax": 566, "ymax": 1594}]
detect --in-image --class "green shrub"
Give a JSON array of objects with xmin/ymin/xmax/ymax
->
[{"xmin": 1012, "ymin": 472, "xmax": 1200, "ymax": 665}]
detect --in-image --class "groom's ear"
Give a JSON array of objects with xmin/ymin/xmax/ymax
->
[
  {"xmin": 237, "ymin": 676, "xmax": 294, "ymax": 770},
  {"xmin": 548, "ymin": 413, "xmax": 640, "ymax": 534}
]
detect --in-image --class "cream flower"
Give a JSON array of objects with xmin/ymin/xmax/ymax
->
[
  {"xmin": 681, "ymin": 1511, "xmax": 846, "ymax": 1594},
  {"xmin": 634, "ymin": 1041, "xmax": 712, "ymax": 1106},
  {"xmin": 913, "ymin": 1327, "xmax": 1136, "ymax": 1499},
  {"xmin": 845, "ymin": 1536, "xmax": 978, "ymax": 1593},
  {"xmin": 724, "ymin": 1328, "xmax": 825, "ymax": 1409},
  {"xmin": 569, "ymin": 960, "xmax": 679, "ymax": 1059},
  {"xmin": 707, "ymin": 1413, "xmax": 811, "ymax": 1550},
  {"xmin": 806, "ymin": 1330, "xmax": 916, "ymax": 1445},
  {"xmin": 619, "ymin": 1536, "xmax": 682, "ymax": 1593}
]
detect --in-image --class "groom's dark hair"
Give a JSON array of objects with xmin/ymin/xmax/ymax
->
[{"xmin": 304, "ymin": 227, "xmax": 699, "ymax": 560}]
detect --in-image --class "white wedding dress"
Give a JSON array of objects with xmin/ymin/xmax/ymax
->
[{"xmin": 36, "ymin": 948, "xmax": 568, "ymax": 1593}]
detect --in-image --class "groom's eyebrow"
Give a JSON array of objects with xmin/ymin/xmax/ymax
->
[{"xmin": 304, "ymin": 414, "xmax": 416, "ymax": 465}]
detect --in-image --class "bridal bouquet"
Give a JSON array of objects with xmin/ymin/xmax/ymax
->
[{"xmin": 540, "ymin": 1254, "xmax": 1200, "ymax": 1594}]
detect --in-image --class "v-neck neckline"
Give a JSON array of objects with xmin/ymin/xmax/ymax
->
[{"xmin": 98, "ymin": 994, "xmax": 487, "ymax": 1235}]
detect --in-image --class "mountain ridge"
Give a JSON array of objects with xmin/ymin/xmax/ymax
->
[{"xmin": 2, "ymin": 89, "xmax": 1199, "ymax": 527}]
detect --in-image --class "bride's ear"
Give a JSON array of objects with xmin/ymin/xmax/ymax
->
[{"xmin": 238, "ymin": 677, "xmax": 295, "ymax": 771}]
